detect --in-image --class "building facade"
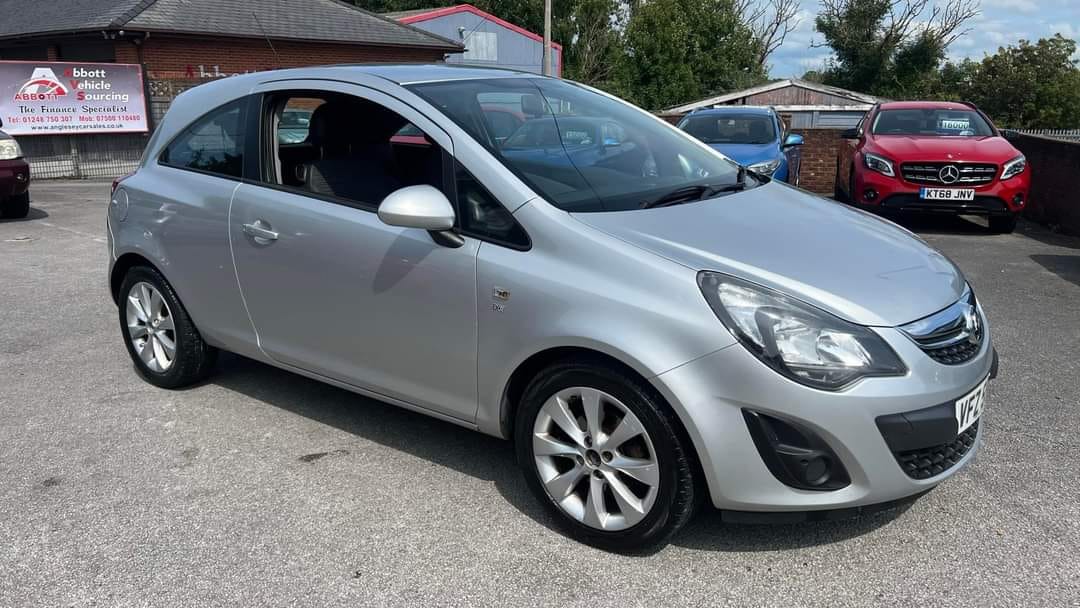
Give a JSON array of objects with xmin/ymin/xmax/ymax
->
[
  {"xmin": 660, "ymin": 79, "xmax": 884, "ymax": 129},
  {"xmin": 387, "ymin": 4, "xmax": 562, "ymax": 76},
  {"xmin": 0, "ymin": 0, "xmax": 462, "ymax": 178}
]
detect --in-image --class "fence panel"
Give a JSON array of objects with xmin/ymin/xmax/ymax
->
[{"xmin": 1005, "ymin": 129, "xmax": 1080, "ymax": 142}]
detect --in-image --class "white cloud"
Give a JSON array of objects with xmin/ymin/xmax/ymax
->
[{"xmin": 982, "ymin": 0, "xmax": 1037, "ymax": 14}]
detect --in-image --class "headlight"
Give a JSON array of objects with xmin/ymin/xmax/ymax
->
[
  {"xmin": 748, "ymin": 159, "xmax": 781, "ymax": 176},
  {"xmin": 863, "ymin": 152, "xmax": 895, "ymax": 177},
  {"xmin": 1001, "ymin": 155, "xmax": 1026, "ymax": 180},
  {"xmin": 0, "ymin": 139, "xmax": 22, "ymax": 161},
  {"xmin": 698, "ymin": 272, "xmax": 906, "ymax": 390}
]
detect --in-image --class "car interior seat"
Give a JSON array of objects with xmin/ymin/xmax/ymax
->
[{"xmin": 302, "ymin": 101, "xmax": 405, "ymax": 205}]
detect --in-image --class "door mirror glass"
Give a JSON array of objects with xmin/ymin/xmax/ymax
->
[
  {"xmin": 839, "ymin": 128, "xmax": 858, "ymax": 140},
  {"xmin": 377, "ymin": 185, "xmax": 456, "ymax": 231},
  {"xmin": 783, "ymin": 133, "xmax": 804, "ymax": 147}
]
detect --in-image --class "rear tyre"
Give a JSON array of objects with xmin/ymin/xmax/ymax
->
[
  {"xmin": 0, "ymin": 191, "xmax": 30, "ymax": 219},
  {"xmin": 989, "ymin": 213, "xmax": 1017, "ymax": 234},
  {"xmin": 515, "ymin": 361, "xmax": 698, "ymax": 552},
  {"xmin": 118, "ymin": 266, "xmax": 217, "ymax": 389}
]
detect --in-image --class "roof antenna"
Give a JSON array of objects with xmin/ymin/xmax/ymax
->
[{"xmin": 251, "ymin": 12, "xmax": 282, "ymax": 68}]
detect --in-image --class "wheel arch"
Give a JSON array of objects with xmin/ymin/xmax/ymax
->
[
  {"xmin": 497, "ymin": 344, "xmax": 708, "ymax": 495},
  {"xmin": 110, "ymin": 252, "xmax": 162, "ymax": 305}
]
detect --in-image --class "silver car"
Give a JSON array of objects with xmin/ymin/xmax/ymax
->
[{"xmin": 107, "ymin": 65, "xmax": 995, "ymax": 551}]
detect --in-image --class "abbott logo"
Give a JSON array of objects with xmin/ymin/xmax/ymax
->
[{"xmin": 13, "ymin": 68, "xmax": 69, "ymax": 101}]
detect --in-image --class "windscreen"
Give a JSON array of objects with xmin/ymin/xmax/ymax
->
[
  {"xmin": 408, "ymin": 78, "xmax": 741, "ymax": 212},
  {"xmin": 680, "ymin": 114, "xmax": 777, "ymax": 145},
  {"xmin": 871, "ymin": 109, "xmax": 994, "ymax": 137}
]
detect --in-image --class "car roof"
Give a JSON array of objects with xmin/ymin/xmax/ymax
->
[
  {"xmin": 689, "ymin": 106, "xmax": 774, "ymax": 116},
  {"xmin": 876, "ymin": 101, "xmax": 975, "ymax": 111},
  {"xmin": 250, "ymin": 63, "xmax": 543, "ymax": 86}
]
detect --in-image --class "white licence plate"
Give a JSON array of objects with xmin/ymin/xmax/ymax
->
[
  {"xmin": 955, "ymin": 377, "xmax": 988, "ymax": 434},
  {"xmin": 920, "ymin": 187, "xmax": 975, "ymax": 201}
]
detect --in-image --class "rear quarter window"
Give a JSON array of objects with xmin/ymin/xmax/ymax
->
[{"xmin": 160, "ymin": 99, "xmax": 246, "ymax": 178}]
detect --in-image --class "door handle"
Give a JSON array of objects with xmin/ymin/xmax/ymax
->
[{"xmin": 242, "ymin": 220, "xmax": 279, "ymax": 243}]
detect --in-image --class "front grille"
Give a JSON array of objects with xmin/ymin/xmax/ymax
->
[
  {"xmin": 901, "ymin": 162, "xmax": 998, "ymax": 186},
  {"xmin": 879, "ymin": 194, "xmax": 1007, "ymax": 214},
  {"xmin": 926, "ymin": 339, "xmax": 980, "ymax": 364},
  {"xmin": 893, "ymin": 421, "xmax": 978, "ymax": 479},
  {"xmin": 900, "ymin": 288, "xmax": 983, "ymax": 365}
]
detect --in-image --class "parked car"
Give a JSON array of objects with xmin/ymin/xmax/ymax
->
[
  {"xmin": 499, "ymin": 116, "xmax": 651, "ymax": 179},
  {"xmin": 277, "ymin": 109, "xmax": 313, "ymax": 144},
  {"xmin": 835, "ymin": 101, "xmax": 1029, "ymax": 233},
  {"xmin": 0, "ymin": 120, "xmax": 31, "ymax": 219},
  {"xmin": 107, "ymin": 66, "xmax": 995, "ymax": 551},
  {"xmin": 676, "ymin": 106, "xmax": 803, "ymax": 184}
]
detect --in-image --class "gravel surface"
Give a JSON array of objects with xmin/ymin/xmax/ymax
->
[{"xmin": 2, "ymin": 180, "xmax": 1078, "ymax": 607}]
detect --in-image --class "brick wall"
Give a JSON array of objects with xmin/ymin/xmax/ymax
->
[
  {"xmin": 792, "ymin": 128, "xmax": 844, "ymax": 195},
  {"xmin": 1006, "ymin": 133, "xmax": 1080, "ymax": 235}
]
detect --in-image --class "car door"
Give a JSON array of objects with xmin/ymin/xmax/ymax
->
[
  {"xmin": 837, "ymin": 113, "xmax": 868, "ymax": 193},
  {"xmin": 228, "ymin": 80, "xmax": 480, "ymax": 422}
]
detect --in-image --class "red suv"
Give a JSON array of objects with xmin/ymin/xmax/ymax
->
[
  {"xmin": 0, "ymin": 120, "xmax": 31, "ymax": 220},
  {"xmin": 835, "ymin": 101, "xmax": 1028, "ymax": 233}
]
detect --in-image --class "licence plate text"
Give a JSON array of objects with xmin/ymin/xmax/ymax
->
[{"xmin": 920, "ymin": 187, "xmax": 975, "ymax": 201}]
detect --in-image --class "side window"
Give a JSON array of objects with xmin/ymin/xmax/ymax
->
[
  {"xmin": 262, "ymin": 91, "xmax": 447, "ymax": 209},
  {"xmin": 456, "ymin": 162, "xmax": 529, "ymax": 249},
  {"xmin": 161, "ymin": 99, "xmax": 245, "ymax": 178}
]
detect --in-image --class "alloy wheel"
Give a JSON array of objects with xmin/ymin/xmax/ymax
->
[
  {"xmin": 532, "ymin": 386, "xmax": 660, "ymax": 531},
  {"xmin": 126, "ymin": 281, "xmax": 177, "ymax": 373}
]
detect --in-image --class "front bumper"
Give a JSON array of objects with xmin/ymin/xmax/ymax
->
[
  {"xmin": 654, "ymin": 318, "xmax": 994, "ymax": 511},
  {"xmin": 0, "ymin": 158, "xmax": 30, "ymax": 198},
  {"xmin": 853, "ymin": 167, "xmax": 1029, "ymax": 216}
]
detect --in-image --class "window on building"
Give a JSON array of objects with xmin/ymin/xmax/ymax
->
[
  {"xmin": 160, "ymin": 99, "xmax": 245, "ymax": 178},
  {"xmin": 463, "ymin": 31, "xmax": 498, "ymax": 62},
  {"xmin": 57, "ymin": 42, "xmax": 116, "ymax": 62},
  {"xmin": 0, "ymin": 46, "xmax": 49, "ymax": 60}
]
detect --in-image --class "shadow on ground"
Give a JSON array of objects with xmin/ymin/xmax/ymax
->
[
  {"xmin": 0, "ymin": 207, "xmax": 48, "ymax": 223},
  {"xmin": 210, "ymin": 353, "xmax": 904, "ymax": 555},
  {"xmin": 1030, "ymin": 254, "xmax": 1080, "ymax": 288},
  {"xmin": 888, "ymin": 213, "xmax": 991, "ymax": 235}
]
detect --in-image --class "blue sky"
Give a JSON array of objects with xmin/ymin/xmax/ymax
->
[{"xmin": 768, "ymin": 0, "xmax": 1080, "ymax": 78}]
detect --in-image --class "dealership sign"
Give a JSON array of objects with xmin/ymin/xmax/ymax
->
[{"xmin": 0, "ymin": 61, "xmax": 148, "ymax": 135}]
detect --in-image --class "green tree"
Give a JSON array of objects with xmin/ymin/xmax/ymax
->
[
  {"xmin": 956, "ymin": 35, "xmax": 1080, "ymax": 129},
  {"xmin": 813, "ymin": 0, "xmax": 978, "ymax": 97},
  {"xmin": 619, "ymin": 0, "xmax": 764, "ymax": 109}
]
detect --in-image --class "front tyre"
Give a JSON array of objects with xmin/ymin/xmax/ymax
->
[
  {"xmin": 118, "ymin": 266, "xmax": 217, "ymax": 389},
  {"xmin": 515, "ymin": 362, "xmax": 697, "ymax": 552},
  {"xmin": 1, "ymin": 191, "xmax": 30, "ymax": 219}
]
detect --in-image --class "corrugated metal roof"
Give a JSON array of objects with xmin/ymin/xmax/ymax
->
[
  {"xmin": 662, "ymin": 79, "xmax": 886, "ymax": 115},
  {"xmin": 0, "ymin": 0, "xmax": 463, "ymax": 50}
]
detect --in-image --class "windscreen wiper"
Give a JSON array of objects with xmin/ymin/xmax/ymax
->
[{"xmin": 641, "ymin": 169, "xmax": 748, "ymax": 209}]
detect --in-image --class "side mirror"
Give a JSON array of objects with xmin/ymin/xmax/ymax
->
[
  {"xmin": 378, "ymin": 185, "xmax": 456, "ymax": 232},
  {"xmin": 839, "ymin": 128, "xmax": 858, "ymax": 140},
  {"xmin": 0, "ymin": 117, "xmax": 4, "ymax": 128},
  {"xmin": 783, "ymin": 133, "xmax": 804, "ymax": 147},
  {"xmin": 521, "ymin": 93, "xmax": 545, "ymax": 118}
]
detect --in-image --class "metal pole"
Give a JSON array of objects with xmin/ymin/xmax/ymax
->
[{"xmin": 543, "ymin": 0, "xmax": 553, "ymax": 76}]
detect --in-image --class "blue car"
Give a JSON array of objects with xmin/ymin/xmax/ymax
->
[{"xmin": 677, "ymin": 106, "xmax": 803, "ymax": 185}]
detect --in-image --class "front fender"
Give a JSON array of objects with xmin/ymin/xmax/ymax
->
[{"xmin": 474, "ymin": 201, "xmax": 737, "ymax": 438}]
